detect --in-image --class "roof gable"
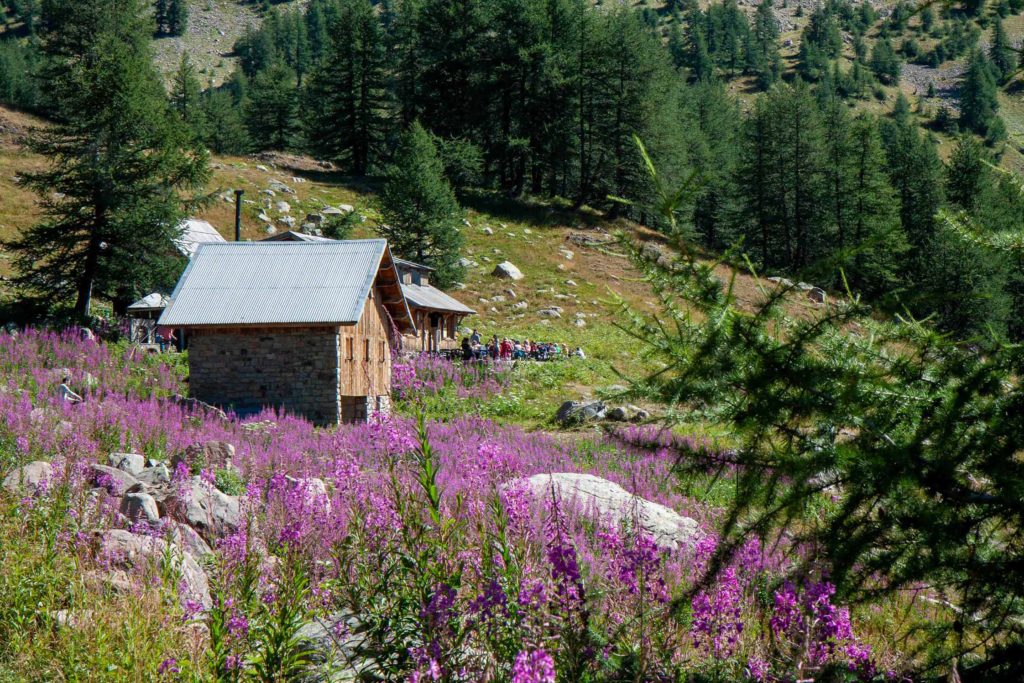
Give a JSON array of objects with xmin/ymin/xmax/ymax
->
[{"xmin": 158, "ymin": 240, "xmax": 415, "ymax": 333}]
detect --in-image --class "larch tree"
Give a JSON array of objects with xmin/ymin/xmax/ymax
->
[
  {"xmin": 6, "ymin": 0, "xmax": 208, "ymax": 318},
  {"xmin": 304, "ymin": 0, "xmax": 391, "ymax": 175},
  {"xmin": 378, "ymin": 122, "xmax": 465, "ymax": 288}
]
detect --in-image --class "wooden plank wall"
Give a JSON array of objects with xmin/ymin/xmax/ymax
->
[{"xmin": 339, "ymin": 285, "xmax": 393, "ymax": 397}]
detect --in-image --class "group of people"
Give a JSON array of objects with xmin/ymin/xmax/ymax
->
[{"xmin": 460, "ymin": 330, "xmax": 585, "ymax": 362}]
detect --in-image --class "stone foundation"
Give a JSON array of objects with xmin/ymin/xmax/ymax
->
[{"xmin": 188, "ymin": 327, "xmax": 341, "ymax": 425}]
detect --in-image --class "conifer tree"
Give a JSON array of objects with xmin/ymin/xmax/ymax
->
[
  {"xmin": 167, "ymin": 0, "xmax": 187, "ymax": 36},
  {"xmin": 959, "ymin": 50, "xmax": 1002, "ymax": 137},
  {"xmin": 845, "ymin": 114, "xmax": 906, "ymax": 295},
  {"xmin": 685, "ymin": 15, "xmax": 714, "ymax": 81},
  {"xmin": 869, "ymin": 37, "xmax": 901, "ymax": 85},
  {"xmin": 946, "ymin": 135, "xmax": 989, "ymax": 210},
  {"xmin": 989, "ymin": 17, "xmax": 1016, "ymax": 83},
  {"xmin": 747, "ymin": 0, "xmax": 781, "ymax": 89},
  {"xmin": 378, "ymin": 122, "xmax": 465, "ymax": 287},
  {"xmin": 201, "ymin": 88, "xmax": 250, "ymax": 155},
  {"xmin": 882, "ymin": 103, "xmax": 944, "ymax": 280},
  {"xmin": 304, "ymin": 0, "xmax": 390, "ymax": 174},
  {"xmin": 245, "ymin": 61, "xmax": 298, "ymax": 150},
  {"xmin": 171, "ymin": 53, "xmax": 205, "ymax": 140},
  {"xmin": 6, "ymin": 0, "xmax": 208, "ymax": 318}
]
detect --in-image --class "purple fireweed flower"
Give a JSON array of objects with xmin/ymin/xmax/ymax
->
[
  {"xmin": 157, "ymin": 658, "xmax": 179, "ymax": 675},
  {"xmin": 512, "ymin": 649, "xmax": 556, "ymax": 683},
  {"xmin": 691, "ymin": 567, "xmax": 744, "ymax": 658},
  {"xmin": 227, "ymin": 611, "xmax": 249, "ymax": 637},
  {"xmin": 745, "ymin": 656, "xmax": 770, "ymax": 682}
]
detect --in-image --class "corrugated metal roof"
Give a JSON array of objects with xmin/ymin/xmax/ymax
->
[
  {"xmin": 402, "ymin": 282, "xmax": 475, "ymax": 315},
  {"xmin": 159, "ymin": 240, "xmax": 394, "ymax": 326},
  {"xmin": 127, "ymin": 292, "xmax": 172, "ymax": 312},
  {"xmin": 175, "ymin": 219, "xmax": 226, "ymax": 257}
]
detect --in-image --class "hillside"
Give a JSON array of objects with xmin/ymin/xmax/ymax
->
[{"xmin": 0, "ymin": 102, "xmax": 839, "ymax": 427}]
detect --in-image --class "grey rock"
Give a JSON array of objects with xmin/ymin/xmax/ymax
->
[
  {"xmin": 135, "ymin": 463, "xmax": 171, "ymax": 487},
  {"xmin": 91, "ymin": 529, "xmax": 211, "ymax": 609},
  {"xmin": 157, "ymin": 477, "xmax": 241, "ymax": 540},
  {"xmin": 458, "ymin": 257, "xmax": 479, "ymax": 269},
  {"xmin": 492, "ymin": 261, "xmax": 524, "ymax": 280},
  {"xmin": 268, "ymin": 180, "xmax": 295, "ymax": 195},
  {"xmin": 337, "ymin": 204, "xmax": 355, "ymax": 213},
  {"xmin": 167, "ymin": 521, "xmax": 213, "ymax": 558},
  {"xmin": 305, "ymin": 213, "xmax": 324, "ymax": 225},
  {"xmin": 89, "ymin": 464, "xmax": 140, "ymax": 496},
  {"xmin": 108, "ymin": 453, "xmax": 145, "ymax": 476},
  {"xmin": 278, "ymin": 215, "xmax": 296, "ymax": 228},
  {"xmin": 606, "ymin": 406, "xmax": 629, "ymax": 421},
  {"xmin": 559, "ymin": 249, "xmax": 574, "ymax": 260},
  {"xmin": 481, "ymin": 227, "xmax": 494, "ymax": 235},
  {"xmin": 513, "ymin": 301, "xmax": 529, "ymax": 310},
  {"xmin": 538, "ymin": 307, "xmax": 562, "ymax": 319},
  {"xmin": 120, "ymin": 492, "xmax": 160, "ymax": 525},
  {"xmin": 516, "ymin": 473, "xmax": 698, "ymax": 549},
  {"xmin": 172, "ymin": 441, "xmax": 236, "ymax": 473},
  {"xmin": 274, "ymin": 201, "xmax": 291, "ymax": 214},
  {"xmin": 322, "ymin": 206, "xmax": 344, "ymax": 216},
  {"xmin": 555, "ymin": 400, "xmax": 606, "ymax": 425},
  {"xmin": 2, "ymin": 461, "xmax": 54, "ymax": 495}
]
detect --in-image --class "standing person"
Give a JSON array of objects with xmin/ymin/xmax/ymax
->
[
  {"xmin": 461, "ymin": 336, "xmax": 473, "ymax": 361},
  {"xmin": 471, "ymin": 329, "xmax": 481, "ymax": 345}
]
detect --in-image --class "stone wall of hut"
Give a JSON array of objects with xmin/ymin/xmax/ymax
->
[{"xmin": 187, "ymin": 326, "xmax": 342, "ymax": 425}]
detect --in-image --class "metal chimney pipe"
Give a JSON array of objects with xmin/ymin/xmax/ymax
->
[{"xmin": 234, "ymin": 189, "xmax": 244, "ymax": 241}]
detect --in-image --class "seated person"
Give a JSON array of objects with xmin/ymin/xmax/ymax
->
[{"xmin": 58, "ymin": 376, "xmax": 83, "ymax": 404}]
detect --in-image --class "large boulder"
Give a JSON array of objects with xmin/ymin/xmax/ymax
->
[
  {"xmin": 3, "ymin": 461, "xmax": 53, "ymax": 495},
  {"xmin": 492, "ymin": 261, "xmax": 524, "ymax": 280},
  {"xmin": 89, "ymin": 464, "xmax": 140, "ymax": 496},
  {"xmin": 108, "ymin": 453, "xmax": 145, "ymax": 476},
  {"xmin": 167, "ymin": 521, "xmax": 213, "ymax": 559},
  {"xmin": 171, "ymin": 441, "xmax": 236, "ymax": 473},
  {"xmin": 555, "ymin": 400, "xmax": 606, "ymax": 426},
  {"xmin": 154, "ymin": 476, "xmax": 241, "ymax": 541},
  {"xmin": 516, "ymin": 473, "xmax": 698, "ymax": 549},
  {"xmin": 91, "ymin": 529, "xmax": 210, "ymax": 609},
  {"xmin": 135, "ymin": 463, "xmax": 171, "ymax": 487},
  {"xmin": 120, "ymin": 491, "xmax": 160, "ymax": 525}
]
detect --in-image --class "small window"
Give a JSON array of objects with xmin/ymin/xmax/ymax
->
[
  {"xmin": 380, "ymin": 340, "xmax": 386, "ymax": 362},
  {"xmin": 345, "ymin": 337, "xmax": 354, "ymax": 361},
  {"xmin": 364, "ymin": 339, "xmax": 371, "ymax": 361}
]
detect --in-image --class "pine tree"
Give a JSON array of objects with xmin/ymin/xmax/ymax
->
[
  {"xmin": 5, "ymin": 0, "xmax": 209, "ymax": 318},
  {"xmin": 153, "ymin": 0, "xmax": 168, "ymax": 35},
  {"xmin": 304, "ymin": 0, "xmax": 390, "ymax": 174},
  {"xmin": 959, "ymin": 50, "xmax": 1001, "ymax": 137},
  {"xmin": 946, "ymin": 136, "xmax": 990, "ymax": 210},
  {"xmin": 245, "ymin": 61, "xmax": 298, "ymax": 150},
  {"xmin": 201, "ymin": 88, "xmax": 250, "ymax": 155},
  {"xmin": 845, "ymin": 114, "xmax": 906, "ymax": 295},
  {"xmin": 921, "ymin": 224, "xmax": 1010, "ymax": 339},
  {"xmin": 167, "ymin": 0, "xmax": 188, "ymax": 36},
  {"xmin": 378, "ymin": 122, "xmax": 465, "ymax": 287},
  {"xmin": 989, "ymin": 17, "xmax": 1016, "ymax": 83},
  {"xmin": 882, "ymin": 109, "xmax": 944, "ymax": 278},
  {"xmin": 685, "ymin": 14, "xmax": 714, "ymax": 81},
  {"xmin": 171, "ymin": 53, "xmax": 205, "ymax": 139},
  {"xmin": 869, "ymin": 37, "xmax": 901, "ymax": 85},
  {"xmin": 747, "ymin": 0, "xmax": 781, "ymax": 89}
]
